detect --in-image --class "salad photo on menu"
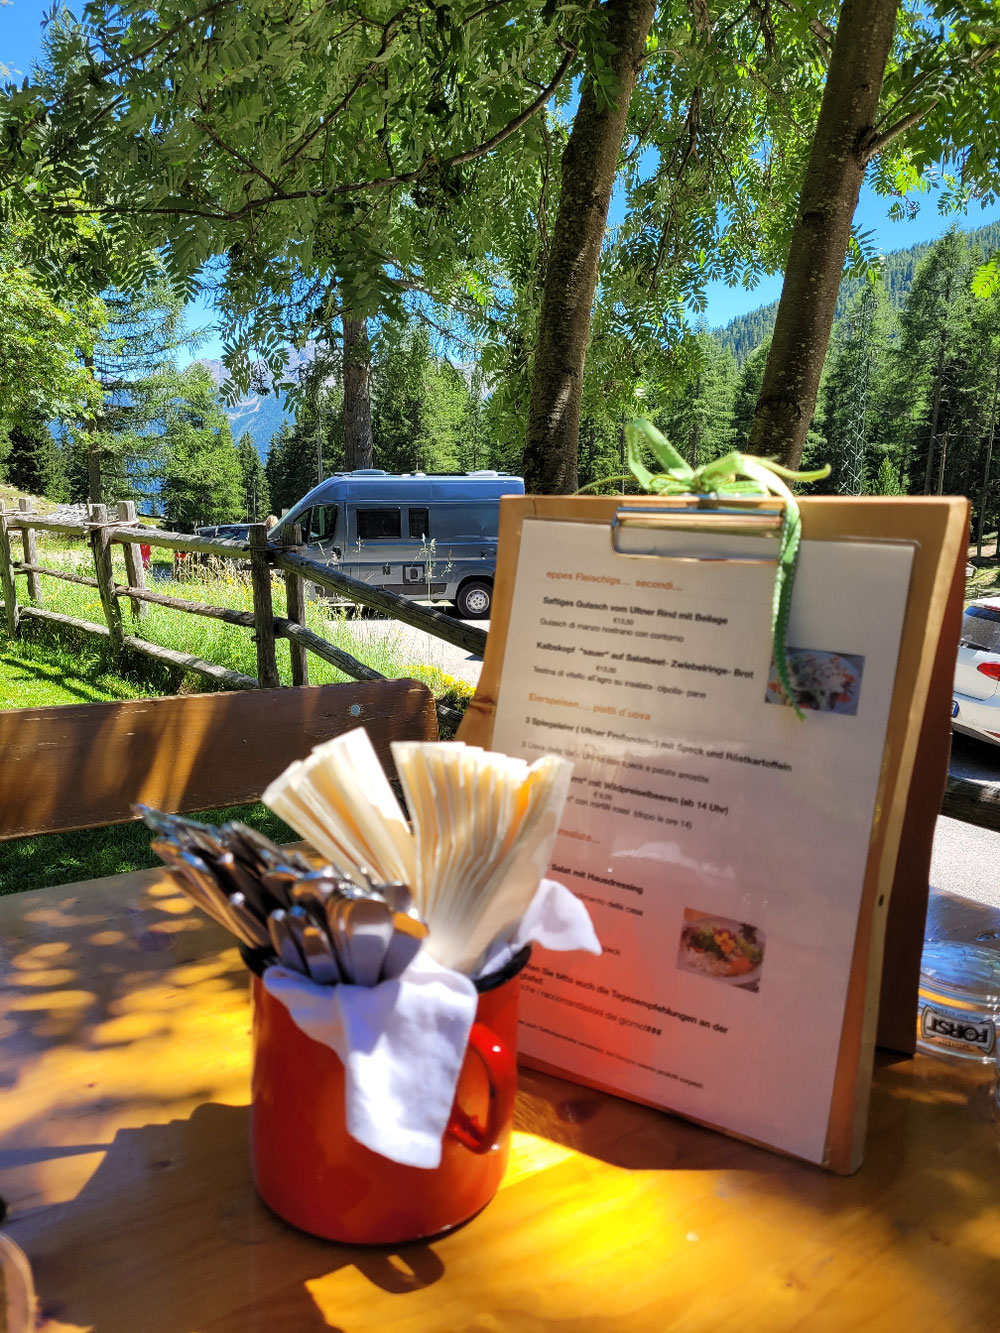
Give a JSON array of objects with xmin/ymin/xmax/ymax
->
[
  {"xmin": 764, "ymin": 647, "xmax": 865, "ymax": 714},
  {"xmin": 676, "ymin": 911, "xmax": 766, "ymax": 993}
]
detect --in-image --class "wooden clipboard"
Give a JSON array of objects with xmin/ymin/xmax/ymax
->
[{"xmin": 459, "ymin": 494, "xmax": 968, "ymax": 1173}]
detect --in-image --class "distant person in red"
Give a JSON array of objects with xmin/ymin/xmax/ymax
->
[{"xmin": 140, "ymin": 543, "xmax": 151, "ymax": 569}]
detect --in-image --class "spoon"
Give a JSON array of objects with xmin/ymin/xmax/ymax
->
[
  {"xmin": 340, "ymin": 898, "xmax": 394, "ymax": 987},
  {"xmin": 379, "ymin": 913, "xmax": 429, "ymax": 981}
]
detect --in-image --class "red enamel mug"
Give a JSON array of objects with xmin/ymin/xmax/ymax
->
[{"xmin": 244, "ymin": 945, "xmax": 528, "ymax": 1244}]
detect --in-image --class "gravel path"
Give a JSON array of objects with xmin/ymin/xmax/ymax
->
[
  {"xmin": 934, "ymin": 731, "xmax": 1000, "ymax": 911},
  {"xmin": 349, "ymin": 614, "xmax": 488, "ymax": 687}
]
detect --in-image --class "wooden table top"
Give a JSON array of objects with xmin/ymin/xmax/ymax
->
[{"xmin": 1, "ymin": 870, "xmax": 998, "ymax": 1333}]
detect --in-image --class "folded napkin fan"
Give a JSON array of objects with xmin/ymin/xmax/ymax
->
[{"xmin": 263, "ymin": 879, "xmax": 601, "ymax": 1168}]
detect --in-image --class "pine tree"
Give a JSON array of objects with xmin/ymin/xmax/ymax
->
[
  {"xmin": 890, "ymin": 229, "xmax": 979, "ymax": 494},
  {"xmin": 160, "ymin": 367, "xmax": 244, "ymax": 530},
  {"xmin": 730, "ymin": 339, "xmax": 772, "ymax": 449},
  {"xmin": 76, "ymin": 273, "xmax": 193, "ymax": 505},
  {"xmin": 372, "ymin": 327, "xmax": 433, "ymax": 473},
  {"xmin": 460, "ymin": 367, "xmax": 492, "ymax": 473},
  {"xmin": 656, "ymin": 331, "xmax": 738, "ymax": 466},
  {"xmin": 264, "ymin": 352, "xmax": 344, "ymax": 515},
  {"xmin": 371, "ymin": 324, "xmax": 475, "ymax": 474},
  {"xmin": 265, "ymin": 423, "xmax": 322, "ymax": 517},
  {"xmin": 970, "ymin": 293, "xmax": 1000, "ymax": 553},
  {"xmin": 236, "ymin": 432, "xmax": 270, "ymax": 522},
  {"xmin": 1, "ymin": 415, "xmax": 68, "ymax": 500},
  {"xmin": 819, "ymin": 284, "xmax": 896, "ymax": 494}
]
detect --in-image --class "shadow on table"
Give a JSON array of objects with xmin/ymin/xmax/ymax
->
[
  {"xmin": 10, "ymin": 1102, "xmax": 447, "ymax": 1333},
  {"xmin": 0, "ymin": 875, "xmax": 245, "ymax": 1094},
  {"xmin": 2, "ymin": 886, "xmax": 453, "ymax": 1329},
  {"xmin": 514, "ymin": 1052, "xmax": 999, "ymax": 1328}
]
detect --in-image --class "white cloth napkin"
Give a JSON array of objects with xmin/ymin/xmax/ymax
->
[{"xmin": 261, "ymin": 878, "xmax": 601, "ymax": 1168}]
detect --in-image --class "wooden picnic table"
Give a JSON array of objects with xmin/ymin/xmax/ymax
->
[{"xmin": 1, "ymin": 869, "xmax": 998, "ymax": 1332}]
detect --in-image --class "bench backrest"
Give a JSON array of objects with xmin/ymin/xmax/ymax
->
[{"xmin": 0, "ymin": 680, "xmax": 437, "ymax": 839}]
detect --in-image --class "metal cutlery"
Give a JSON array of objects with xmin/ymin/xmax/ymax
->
[{"xmin": 137, "ymin": 806, "xmax": 427, "ymax": 987}]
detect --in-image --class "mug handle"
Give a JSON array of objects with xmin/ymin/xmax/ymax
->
[{"xmin": 445, "ymin": 1021, "xmax": 516, "ymax": 1154}]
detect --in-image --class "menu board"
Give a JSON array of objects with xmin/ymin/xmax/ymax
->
[{"xmin": 489, "ymin": 517, "xmax": 916, "ymax": 1167}]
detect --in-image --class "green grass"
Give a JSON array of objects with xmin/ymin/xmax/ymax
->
[
  {"xmin": 0, "ymin": 802, "xmax": 297, "ymax": 895},
  {"xmin": 966, "ymin": 557, "xmax": 1000, "ymax": 602},
  {"xmin": 966, "ymin": 529, "xmax": 999, "ymax": 601},
  {"xmin": 28, "ymin": 538, "xmax": 456, "ymax": 690},
  {"xmin": 0, "ymin": 633, "xmax": 160, "ymax": 708}
]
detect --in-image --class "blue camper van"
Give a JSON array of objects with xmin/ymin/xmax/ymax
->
[{"xmin": 268, "ymin": 469, "xmax": 525, "ymax": 619}]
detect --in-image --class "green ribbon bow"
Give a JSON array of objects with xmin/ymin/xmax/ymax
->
[{"xmin": 578, "ymin": 419, "xmax": 831, "ymax": 719}]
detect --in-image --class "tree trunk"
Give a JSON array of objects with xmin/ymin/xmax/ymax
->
[
  {"xmin": 523, "ymin": 0, "xmax": 655, "ymax": 494},
  {"xmin": 87, "ymin": 438, "xmax": 103, "ymax": 505},
  {"xmin": 749, "ymin": 0, "xmax": 899, "ymax": 469},
  {"xmin": 936, "ymin": 430, "xmax": 948, "ymax": 495},
  {"xmin": 923, "ymin": 345, "xmax": 946, "ymax": 494},
  {"xmin": 343, "ymin": 312, "xmax": 374, "ymax": 471},
  {"xmin": 976, "ymin": 359, "xmax": 1000, "ymax": 557},
  {"xmin": 84, "ymin": 353, "xmax": 103, "ymax": 504}
]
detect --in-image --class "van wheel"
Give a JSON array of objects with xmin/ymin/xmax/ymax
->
[{"xmin": 456, "ymin": 580, "xmax": 492, "ymax": 619}]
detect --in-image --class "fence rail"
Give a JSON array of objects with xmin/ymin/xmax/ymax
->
[
  {"xmin": 272, "ymin": 550, "xmax": 489, "ymax": 657},
  {"xmin": 0, "ymin": 500, "xmax": 472, "ymax": 731}
]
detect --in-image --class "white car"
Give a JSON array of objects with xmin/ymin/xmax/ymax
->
[{"xmin": 952, "ymin": 597, "xmax": 1000, "ymax": 745}]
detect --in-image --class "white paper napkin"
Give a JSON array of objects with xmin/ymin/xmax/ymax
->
[{"xmin": 261, "ymin": 879, "xmax": 601, "ymax": 1168}]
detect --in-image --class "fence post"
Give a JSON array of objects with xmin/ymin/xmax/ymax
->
[
  {"xmin": 18, "ymin": 497, "xmax": 41, "ymax": 604},
  {"xmin": 0, "ymin": 506, "xmax": 20, "ymax": 637},
  {"xmin": 281, "ymin": 523, "xmax": 309, "ymax": 686},
  {"xmin": 117, "ymin": 500, "xmax": 147, "ymax": 621},
  {"xmin": 88, "ymin": 502, "xmax": 124, "ymax": 658},
  {"xmin": 249, "ymin": 522, "xmax": 281, "ymax": 689}
]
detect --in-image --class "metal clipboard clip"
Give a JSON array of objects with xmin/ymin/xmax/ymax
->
[{"xmin": 610, "ymin": 500, "xmax": 785, "ymax": 562}]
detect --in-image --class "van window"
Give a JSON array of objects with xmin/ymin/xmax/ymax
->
[
  {"xmin": 408, "ymin": 508, "xmax": 430, "ymax": 539},
  {"xmin": 304, "ymin": 504, "xmax": 338, "ymax": 543},
  {"xmin": 434, "ymin": 502, "xmax": 498, "ymax": 541},
  {"xmin": 357, "ymin": 507, "xmax": 402, "ymax": 540}
]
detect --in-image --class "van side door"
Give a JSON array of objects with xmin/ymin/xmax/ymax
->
[
  {"xmin": 397, "ymin": 505, "xmax": 450, "ymax": 599},
  {"xmin": 348, "ymin": 505, "xmax": 406, "ymax": 590}
]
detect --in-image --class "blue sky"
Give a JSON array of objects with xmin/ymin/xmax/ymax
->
[{"xmin": 5, "ymin": 0, "xmax": 1000, "ymax": 361}]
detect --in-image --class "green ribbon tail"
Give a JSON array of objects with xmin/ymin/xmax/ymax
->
[
  {"xmin": 737, "ymin": 457, "xmax": 805, "ymax": 721},
  {"xmin": 772, "ymin": 502, "xmax": 805, "ymax": 721}
]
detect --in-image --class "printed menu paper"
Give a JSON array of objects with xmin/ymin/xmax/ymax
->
[{"xmin": 490, "ymin": 518, "xmax": 915, "ymax": 1164}]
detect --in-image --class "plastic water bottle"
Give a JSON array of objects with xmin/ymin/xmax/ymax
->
[{"xmin": 916, "ymin": 939, "xmax": 1000, "ymax": 1065}]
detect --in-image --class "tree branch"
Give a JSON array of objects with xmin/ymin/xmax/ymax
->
[
  {"xmin": 191, "ymin": 116, "xmax": 281, "ymax": 193},
  {"xmin": 859, "ymin": 43, "xmax": 1000, "ymax": 163},
  {"xmin": 773, "ymin": 0, "xmax": 833, "ymax": 50},
  {"xmin": 448, "ymin": 40, "xmax": 577, "ymax": 167},
  {"xmin": 278, "ymin": 6, "xmax": 411, "ymax": 175},
  {"xmin": 48, "ymin": 35, "xmax": 578, "ymax": 225}
]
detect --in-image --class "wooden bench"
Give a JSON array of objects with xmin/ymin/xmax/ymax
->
[{"xmin": 0, "ymin": 679, "xmax": 437, "ymax": 839}]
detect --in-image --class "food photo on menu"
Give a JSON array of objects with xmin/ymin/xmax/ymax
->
[
  {"xmin": 764, "ymin": 647, "xmax": 865, "ymax": 714},
  {"xmin": 676, "ymin": 910, "xmax": 766, "ymax": 993}
]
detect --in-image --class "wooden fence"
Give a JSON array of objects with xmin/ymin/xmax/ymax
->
[
  {"xmin": 0, "ymin": 499, "xmax": 487, "ymax": 732},
  {"xmin": 0, "ymin": 498, "xmax": 997, "ymax": 834}
]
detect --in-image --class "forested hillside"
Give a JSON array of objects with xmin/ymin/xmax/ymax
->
[{"xmin": 718, "ymin": 221, "xmax": 1000, "ymax": 362}]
